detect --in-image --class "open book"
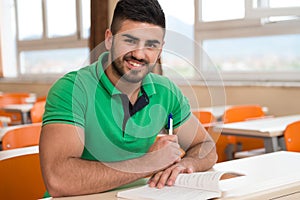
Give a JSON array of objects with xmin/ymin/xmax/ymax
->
[{"xmin": 117, "ymin": 171, "xmax": 243, "ymax": 200}]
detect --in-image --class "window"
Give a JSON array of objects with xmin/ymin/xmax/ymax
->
[
  {"xmin": 13, "ymin": 0, "xmax": 90, "ymax": 77},
  {"xmin": 195, "ymin": 0, "xmax": 300, "ymax": 82},
  {"xmin": 157, "ymin": 0, "xmax": 196, "ymax": 80}
]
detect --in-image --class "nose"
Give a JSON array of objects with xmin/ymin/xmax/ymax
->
[{"xmin": 131, "ymin": 47, "xmax": 146, "ymax": 61}]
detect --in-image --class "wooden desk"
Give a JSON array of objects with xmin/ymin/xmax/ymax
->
[
  {"xmin": 51, "ymin": 151, "xmax": 300, "ymax": 200},
  {"xmin": 213, "ymin": 115, "xmax": 300, "ymax": 153},
  {"xmin": 1, "ymin": 104, "xmax": 33, "ymax": 124}
]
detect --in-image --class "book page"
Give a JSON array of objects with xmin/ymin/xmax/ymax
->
[
  {"xmin": 117, "ymin": 171, "xmax": 238, "ymax": 200},
  {"xmin": 117, "ymin": 184, "xmax": 220, "ymax": 200},
  {"xmin": 174, "ymin": 171, "xmax": 227, "ymax": 192}
]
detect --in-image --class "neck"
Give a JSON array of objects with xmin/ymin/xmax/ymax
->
[{"xmin": 105, "ymin": 63, "xmax": 141, "ymax": 104}]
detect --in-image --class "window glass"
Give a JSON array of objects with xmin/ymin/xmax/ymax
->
[
  {"xmin": 81, "ymin": 0, "xmax": 91, "ymax": 39},
  {"xmin": 46, "ymin": 0, "xmax": 77, "ymax": 38},
  {"xmin": 158, "ymin": 0, "xmax": 195, "ymax": 78},
  {"xmin": 17, "ymin": 0, "xmax": 43, "ymax": 40},
  {"xmin": 20, "ymin": 48, "xmax": 89, "ymax": 74},
  {"xmin": 269, "ymin": 0, "xmax": 300, "ymax": 8},
  {"xmin": 203, "ymin": 34, "xmax": 300, "ymax": 71},
  {"xmin": 201, "ymin": 0, "xmax": 244, "ymax": 22}
]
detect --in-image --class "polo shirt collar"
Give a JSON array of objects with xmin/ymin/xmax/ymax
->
[{"xmin": 97, "ymin": 52, "xmax": 156, "ymax": 97}]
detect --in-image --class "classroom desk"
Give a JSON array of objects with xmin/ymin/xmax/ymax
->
[
  {"xmin": 0, "ymin": 145, "xmax": 38, "ymax": 160},
  {"xmin": 1, "ymin": 104, "xmax": 33, "ymax": 124},
  {"xmin": 50, "ymin": 151, "xmax": 300, "ymax": 200},
  {"xmin": 213, "ymin": 114, "xmax": 300, "ymax": 153},
  {"xmin": 0, "ymin": 116, "xmax": 11, "ymax": 126}
]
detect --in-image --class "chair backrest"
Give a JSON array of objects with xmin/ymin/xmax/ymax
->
[
  {"xmin": 192, "ymin": 111, "xmax": 216, "ymax": 124},
  {"xmin": 0, "ymin": 152, "xmax": 46, "ymax": 200},
  {"xmin": 0, "ymin": 110, "xmax": 22, "ymax": 125},
  {"xmin": 30, "ymin": 100, "xmax": 46, "ymax": 123},
  {"xmin": 2, "ymin": 123, "xmax": 42, "ymax": 150},
  {"xmin": 223, "ymin": 105, "xmax": 265, "ymax": 123},
  {"xmin": 0, "ymin": 93, "xmax": 32, "ymax": 125},
  {"xmin": 36, "ymin": 95, "xmax": 47, "ymax": 102},
  {"xmin": 284, "ymin": 120, "xmax": 300, "ymax": 152},
  {"xmin": 0, "ymin": 93, "xmax": 31, "ymax": 106},
  {"xmin": 222, "ymin": 105, "xmax": 265, "ymax": 149}
]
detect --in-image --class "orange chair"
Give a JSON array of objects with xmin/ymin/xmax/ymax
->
[
  {"xmin": 222, "ymin": 105, "xmax": 266, "ymax": 160},
  {"xmin": 0, "ymin": 92, "xmax": 36, "ymax": 125},
  {"xmin": 36, "ymin": 95, "xmax": 47, "ymax": 102},
  {"xmin": 1, "ymin": 123, "xmax": 42, "ymax": 150},
  {"xmin": 192, "ymin": 111, "xmax": 228, "ymax": 162},
  {"xmin": 0, "ymin": 92, "xmax": 32, "ymax": 105},
  {"xmin": 0, "ymin": 150, "xmax": 46, "ymax": 200},
  {"xmin": 284, "ymin": 120, "xmax": 300, "ymax": 152},
  {"xmin": 0, "ymin": 93, "xmax": 32, "ymax": 125},
  {"xmin": 30, "ymin": 100, "xmax": 46, "ymax": 123},
  {"xmin": 192, "ymin": 111, "xmax": 216, "ymax": 127},
  {"xmin": 0, "ymin": 109, "xmax": 22, "ymax": 125},
  {"xmin": 0, "ymin": 92, "xmax": 32, "ymax": 98}
]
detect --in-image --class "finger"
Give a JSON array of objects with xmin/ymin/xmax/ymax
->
[
  {"xmin": 156, "ymin": 168, "xmax": 173, "ymax": 189},
  {"xmin": 148, "ymin": 171, "xmax": 163, "ymax": 188},
  {"xmin": 186, "ymin": 167, "xmax": 194, "ymax": 173},
  {"xmin": 166, "ymin": 165, "xmax": 185, "ymax": 186},
  {"xmin": 160, "ymin": 135, "xmax": 178, "ymax": 143}
]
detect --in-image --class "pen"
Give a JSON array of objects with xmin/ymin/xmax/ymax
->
[{"xmin": 168, "ymin": 113, "xmax": 173, "ymax": 135}]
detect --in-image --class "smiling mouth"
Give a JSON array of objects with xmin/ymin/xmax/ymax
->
[{"xmin": 126, "ymin": 60, "xmax": 145, "ymax": 70}]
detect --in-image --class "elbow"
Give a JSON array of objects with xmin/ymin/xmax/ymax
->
[
  {"xmin": 204, "ymin": 146, "xmax": 218, "ymax": 170},
  {"xmin": 42, "ymin": 167, "xmax": 77, "ymax": 198},
  {"xmin": 209, "ymin": 145, "xmax": 218, "ymax": 165},
  {"xmin": 44, "ymin": 174, "xmax": 68, "ymax": 197}
]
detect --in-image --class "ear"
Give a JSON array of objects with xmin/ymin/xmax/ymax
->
[
  {"xmin": 105, "ymin": 29, "xmax": 113, "ymax": 50},
  {"xmin": 157, "ymin": 40, "xmax": 165, "ymax": 60}
]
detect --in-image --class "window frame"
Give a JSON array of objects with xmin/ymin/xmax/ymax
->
[
  {"xmin": 14, "ymin": 0, "xmax": 89, "ymax": 78},
  {"xmin": 194, "ymin": 0, "xmax": 300, "ymax": 82}
]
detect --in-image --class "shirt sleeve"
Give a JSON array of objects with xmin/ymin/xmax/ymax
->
[
  {"xmin": 42, "ymin": 72, "xmax": 86, "ymax": 128},
  {"xmin": 167, "ymin": 81, "xmax": 191, "ymax": 129}
]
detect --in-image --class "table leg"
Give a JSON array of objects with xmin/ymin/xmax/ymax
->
[
  {"xmin": 21, "ymin": 111, "xmax": 29, "ymax": 124},
  {"xmin": 264, "ymin": 137, "xmax": 280, "ymax": 152}
]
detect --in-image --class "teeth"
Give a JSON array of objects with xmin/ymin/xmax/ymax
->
[{"xmin": 129, "ymin": 61, "xmax": 142, "ymax": 67}]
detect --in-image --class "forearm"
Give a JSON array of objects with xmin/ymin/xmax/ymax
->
[
  {"xmin": 182, "ymin": 140, "xmax": 218, "ymax": 172},
  {"xmin": 44, "ymin": 157, "xmax": 152, "ymax": 197}
]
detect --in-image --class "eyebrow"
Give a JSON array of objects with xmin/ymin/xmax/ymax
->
[{"xmin": 122, "ymin": 34, "xmax": 161, "ymax": 45}]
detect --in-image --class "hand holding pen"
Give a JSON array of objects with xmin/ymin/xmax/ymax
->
[
  {"xmin": 168, "ymin": 113, "xmax": 185, "ymax": 158},
  {"xmin": 168, "ymin": 113, "xmax": 173, "ymax": 135}
]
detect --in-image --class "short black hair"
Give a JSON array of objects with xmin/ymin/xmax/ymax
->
[{"xmin": 110, "ymin": 0, "xmax": 165, "ymax": 35}]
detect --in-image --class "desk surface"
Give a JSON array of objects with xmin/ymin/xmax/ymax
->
[
  {"xmin": 0, "ymin": 116, "xmax": 11, "ymax": 123},
  {"xmin": 1, "ymin": 104, "xmax": 33, "ymax": 112},
  {"xmin": 214, "ymin": 114, "xmax": 300, "ymax": 137},
  {"xmin": 0, "ymin": 145, "xmax": 38, "ymax": 160},
  {"xmin": 51, "ymin": 151, "xmax": 300, "ymax": 200}
]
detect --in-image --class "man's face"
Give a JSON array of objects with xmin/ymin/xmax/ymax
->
[{"xmin": 107, "ymin": 20, "xmax": 165, "ymax": 83}]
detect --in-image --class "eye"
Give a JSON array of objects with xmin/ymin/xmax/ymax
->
[
  {"xmin": 124, "ymin": 39, "xmax": 136, "ymax": 44},
  {"xmin": 146, "ymin": 43, "xmax": 158, "ymax": 49}
]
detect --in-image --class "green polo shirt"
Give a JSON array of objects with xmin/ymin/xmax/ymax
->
[{"xmin": 43, "ymin": 52, "xmax": 191, "ymax": 162}]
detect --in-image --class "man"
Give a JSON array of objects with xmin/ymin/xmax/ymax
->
[{"xmin": 39, "ymin": 0, "xmax": 217, "ymax": 197}]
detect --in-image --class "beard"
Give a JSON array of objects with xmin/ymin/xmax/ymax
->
[
  {"xmin": 111, "ymin": 57, "xmax": 150, "ymax": 83},
  {"xmin": 110, "ymin": 43, "xmax": 156, "ymax": 83}
]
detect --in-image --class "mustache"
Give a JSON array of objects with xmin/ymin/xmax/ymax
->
[{"xmin": 124, "ymin": 55, "xmax": 149, "ymax": 65}]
